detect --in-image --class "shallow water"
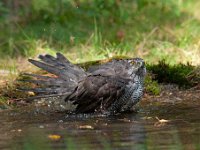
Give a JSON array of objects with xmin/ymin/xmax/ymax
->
[{"xmin": 0, "ymin": 99, "xmax": 200, "ymax": 150}]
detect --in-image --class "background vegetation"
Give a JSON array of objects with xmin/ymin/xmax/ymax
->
[
  {"xmin": 0, "ymin": 0, "xmax": 199, "ymax": 103},
  {"xmin": 0, "ymin": 0, "xmax": 199, "ymax": 65}
]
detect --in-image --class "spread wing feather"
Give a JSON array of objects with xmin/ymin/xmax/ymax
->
[{"xmin": 20, "ymin": 53, "xmax": 87, "ymax": 98}]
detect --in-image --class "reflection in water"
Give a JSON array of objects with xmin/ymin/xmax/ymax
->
[{"xmin": 0, "ymin": 100, "xmax": 200, "ymax": 150}]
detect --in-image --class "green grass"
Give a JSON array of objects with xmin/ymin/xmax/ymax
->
[
  {"xmin": 144, "ymin": 74, "xmax": 161, "ymax": 95},
  {"xmin": 0, "ymin": 0, "xmax": 200, "ymax": 65}
]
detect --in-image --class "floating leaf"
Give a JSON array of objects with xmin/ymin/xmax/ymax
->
[
  {"xmin": 28, "ymin": 91, "xmax": 35, "ymax": 96},
  {"xmin": 155, "ymin": 117, "xmax": 170, "ymax": 123},
  {"xmin": 154, "ymin": 117, "xmax": 170, "ymax": 127},
  {"xmin": 48, "ymin": 134, "xmax": 61, "ymax": 141},
  {"xmin": 118, "ymin": 118, "xmax": 131, "ymax": 122},
  {"xmin": 79, "ymin": 125, "xmax": 94, "ymax": 130}
]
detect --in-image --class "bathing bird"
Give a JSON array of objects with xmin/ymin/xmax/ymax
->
[{"xmin": 22, "ymin": 53, "xmax": 146, "ymax": 114}]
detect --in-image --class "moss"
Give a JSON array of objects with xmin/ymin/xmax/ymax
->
[
  {"xmin": 186, "ymin": 67, "xmax": 200, "ymax": 85},
  {"xmin": 78, "ymin": 55, "xmax": 131, "ymax": 70},
  {"xmin": 0, "ymin": 96, "xmax": 11, "ymax": 109},
  {"xmin": 147, "ymin": 60, "xmax": 196, "ymax": 88},
  {"xmin": 144, "ymin": 74, "xmax": 161, "ymax": 95}
]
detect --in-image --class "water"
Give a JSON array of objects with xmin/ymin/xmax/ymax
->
[{"xmin": 0, "ymin": 98, "xmax": 200, "ymax": 150}]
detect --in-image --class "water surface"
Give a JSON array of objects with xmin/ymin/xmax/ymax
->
[{"xmin": 0, "ymin": 98, "xmax": 199, "ymax": 150}]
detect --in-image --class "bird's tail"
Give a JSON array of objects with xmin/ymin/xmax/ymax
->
[{"xmin": 19, "ymin": 53, "xmax": 87, "ymax": 99}]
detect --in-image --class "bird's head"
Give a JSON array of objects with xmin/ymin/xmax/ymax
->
[{"xmin": 128, "ymin": 58, "xmax": 146, "ymax": 81}]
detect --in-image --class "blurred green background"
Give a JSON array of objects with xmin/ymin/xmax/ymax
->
[{"xmin": 0, "ymin": 0, "xmax": 200, "ymax": 64}]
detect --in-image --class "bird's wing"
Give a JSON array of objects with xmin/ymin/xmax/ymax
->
[
  {"xmin": 19, "ymin": 53, "xmax": 87, "ymax": 97},
  {"xmin": 88, "ymin": 60, "xmax": 132, "ymax": 80},
  {"xmin": 66, "ymin": 71, "xmax": 132, "ymax": 113},
  {"xmin": 29, "ymin": 53, "xmax": 86, "ymax": 82}
]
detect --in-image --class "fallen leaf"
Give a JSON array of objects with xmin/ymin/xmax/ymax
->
[
  {"xmin": 79, "ymin": 125, "xmax": 94, "ymax": 130},
  {"xmin": 155, "ymin": 117, "xmax": 170, "ymax": 123},
  {"xmin": 142, "ymin": 116, "xmax": 152, "ymax": 120},
  {"xmin": 154, "ymin": 117, "xmax": 170, "ymax": 127},
  {"xmin": 48, "ymin": 134, "xmax": 61, "ymax": 141},
  {"xmin": 17, "ymin": 129, "xmax": 22, "ymax": 132},
  {"xmin": 28, "ymin": 91, "xmax": 35, "ymax": 96},
  {"xmin": 118, "ymin": 118, "xmax": 131, "ymax": 122}
]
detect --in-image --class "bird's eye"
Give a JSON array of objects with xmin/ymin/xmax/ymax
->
[{"xmin": 130, "ymin": 61, "xmax": 135, "ymax": 65}]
